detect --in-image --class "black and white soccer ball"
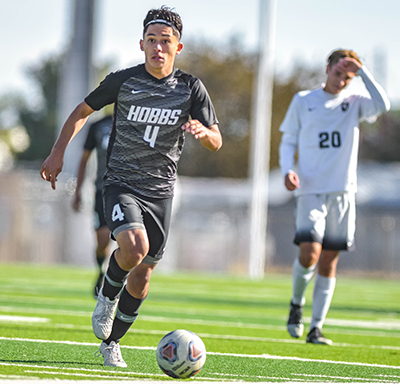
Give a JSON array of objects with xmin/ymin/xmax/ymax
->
[{"xmin": 156, "ymin": 329, "xmax": 206, "ymax": 379}]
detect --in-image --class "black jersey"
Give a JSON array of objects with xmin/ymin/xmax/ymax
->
[
  {"xmin": 83, "ymin": 115, "xmax": 112, "ymax": 191},
  {"xmin": 85, "ymin": 64, "xmax": 218, "ymax": 198}
]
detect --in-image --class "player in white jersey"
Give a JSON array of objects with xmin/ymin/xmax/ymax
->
[{"xmin": 279, "ymin": 49, "xmax": 390, "ymax": 344}]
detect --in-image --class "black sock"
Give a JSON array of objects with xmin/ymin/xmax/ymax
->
[
  {"xmin": 105, "ymin": 286, "xmax": 146, "ymax": 344},
  {"xmin": 102, "ymin": 251, "xmax": 129, "ymax": 300}
]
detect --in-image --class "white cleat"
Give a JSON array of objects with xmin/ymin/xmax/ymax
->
[
  {"xmin": 95, "ymin": 341, "xmax": 127, "ymax": 367},
  {"xmin": 92, "ymin": 287, "xmax": 119, "ymax": 340}
]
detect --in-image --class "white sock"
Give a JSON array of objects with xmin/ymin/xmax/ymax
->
[
  {"xmin": 292, "ymin": 257, "xmax": 316, "ymax": 306},
  {"xmin": 310, "ymin": 274, "xmax": 336, "ymax": 330}
]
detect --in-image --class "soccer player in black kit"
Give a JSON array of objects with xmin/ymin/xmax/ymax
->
[{"xmin": 40, "ymin": 6, "xmax": 222, "ymax": 367}]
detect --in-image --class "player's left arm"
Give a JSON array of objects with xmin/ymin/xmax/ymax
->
[
  {"xmin": 338, "ymin": 57, "xmax": 391, "ymax": 115},
  {"xmin": 357, "ymin": 65, "xmax": 391, "ymax": 115},
  {"xmin": 182, "ymin": 120, "xmax": 222, "ymax": 151}
]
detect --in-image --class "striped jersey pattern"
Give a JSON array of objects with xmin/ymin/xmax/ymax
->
[{"xmin": 85, "ymin": 64, "xmax": 218, "ymax": 198}]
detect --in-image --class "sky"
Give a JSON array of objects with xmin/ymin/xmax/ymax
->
[{"xmin": 0, "ymin": 0, "xmax": 399, "ymax": 108}]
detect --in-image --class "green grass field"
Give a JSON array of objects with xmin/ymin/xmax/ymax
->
[{"xmin": 0, "ymin": 263, "xmax": 399, "ymax": 382}]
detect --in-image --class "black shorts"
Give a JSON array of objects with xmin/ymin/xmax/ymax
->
[
  {"xmin": 94, "ymin": 189, "xmax": 108, "ymax": 230},
  {"xmin": 103, "ymin": 184, "xmax": 173, "ymax": 265}
]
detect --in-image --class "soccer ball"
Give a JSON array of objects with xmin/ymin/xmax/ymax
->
[{"xmin": 156, "ymin": 329, "xmax": 206, "ymax": 379}]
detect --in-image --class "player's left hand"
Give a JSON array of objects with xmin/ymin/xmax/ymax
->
[{"xmin": 182, "ymin": 119, "xmax": 209, "ymax": 140}]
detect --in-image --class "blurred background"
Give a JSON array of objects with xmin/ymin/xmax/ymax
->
[{"xmin": 0, "ymin": 0, "xmax": 399, "ymax": 278}]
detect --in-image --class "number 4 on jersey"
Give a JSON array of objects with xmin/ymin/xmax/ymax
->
[
  {"xmin": 112, "ymin": 204, "xmax": 125, "ymax": 222},
  {"xmin": 144, "ymin": 125, "xmax": 160, "ymax": 148}
]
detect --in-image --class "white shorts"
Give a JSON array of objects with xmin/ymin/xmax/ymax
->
[{"xmin": 294, "ymin": 192, "xmax": 356, "ymax": 251}]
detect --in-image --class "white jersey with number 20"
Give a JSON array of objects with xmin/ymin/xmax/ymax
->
[{"xmin": 279, "ymin": 66, "xmax": 390, "ymax": 195}]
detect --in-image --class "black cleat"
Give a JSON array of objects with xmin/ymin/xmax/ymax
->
[
  {"xmin": 306, "ymin": 327, "xmax": 332, "ymax": 345},
  {"xmin": 287, "ymin": 301, "xmax": 304, "ymax": 338}
]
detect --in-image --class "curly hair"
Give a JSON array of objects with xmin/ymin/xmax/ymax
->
[
  {"xmin": 327, "ymin": 49, "xmax": 362, "ymax": 68},
  {"xmin": 143, "ymin": 6, "xmax": 183, "ymax": 40}
]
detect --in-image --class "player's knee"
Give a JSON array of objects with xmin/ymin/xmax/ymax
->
[
  {"xmin": 299, "ymin": 243, "xmax": 321, "ymax": 268},
  {"xmin": 123, "ymin": 244, "xmax": 149, "ymax": 267},
  {"xmin": 116, "ymin": 230, "xmax": 149, "ymax": 269},
  {"xmin": 318, "ymin": 263, "xmax": 336, "ymax": 277}
]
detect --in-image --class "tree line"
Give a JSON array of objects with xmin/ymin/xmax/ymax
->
[{"xmin": 0, "ymin": 37, "xmax": 398, "ymax": 177}]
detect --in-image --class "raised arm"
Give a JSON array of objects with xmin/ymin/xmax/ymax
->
[
  {"xmin": 40, "ymin": 101, "xmax": 95, "ymax": 189},
  {"xmin": 358, "ymin": 66, "xmax": 391, "ymax": 114},
  {"xmin": 337, "ymin": 57, "xmax": 390, "ymax": 115}
]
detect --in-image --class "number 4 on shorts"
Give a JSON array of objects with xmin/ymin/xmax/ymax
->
[{"xmin": 112, "ymin": 204, "xmax": 125, "ymax": 222}]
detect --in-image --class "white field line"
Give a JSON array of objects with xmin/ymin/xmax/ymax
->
[
  {"xmin": 3, "ymin": 313, "xmax": 399, "ymax": 341},
  {"xmin": 2, "ymin": 294, "xmax": 400, "ymax": 329},
  {"xmin": 24, "ymin": 371, "xmax": 157, "ymax": 380},
  {"xmin": 2, "ymin": 317, "xmax": 400, "ymax": 352},
  {"xmin": 0, "ymin": 305, "xmax": 92, "ymax": 317},
  {"xmin": 1, "ymin": 305, "xmax": 400, "ymax": 335},
  {"xmin": 5, "ymin": 293, "xmax": 400, "ymax": 334},
  {"xmin": 0, "ymin": 362, "xmax": 231, "ymax": 382},
  {"xmin": 1, "ymin": 337, "xmax": 400, "ymax": 370},
  {"xmin": 209, "ymin": 351, "xmax": 400, "ymax": 370},
  {"xmin": 0, "ymin": 374, "xmax": 40, "ymax": 380},
  {"xmin": 0, "ymin": 363, "xmax": 392, "ymax": 383},
  {"xmin": 322, "ymin": 318, "xmax": 400, "ymax": 331},
  {"xmin": 210, "ymin": 372, "xmax": 308, "ymax": 381},
  {"xmin": 292, "ymin": 373, "xmax": 393, "ymax": 382},
  {"xmin": 0, "ymin": 316, "xmax": 400, "ymax": 350},
  {"xmin": 5, "ymin": 306, "xmax": 393, "ymax": 335},
  {"xmin": 117, "ymin": 327, "xmax": 400, "ymax": 351},
  {"xmin": 210, "ymin": 371, "xmax": 395, "ymax": 383},
  {"xmin": 0, "ymin": 285, "xmax": 279, "ymax": 300},
  {"xmin": 24, "ymin": 370, "xmax": 227, "ymax": 382},
  {"xmin": 0, "ymin": 315, "xmax": 49, "ymax": 323}
]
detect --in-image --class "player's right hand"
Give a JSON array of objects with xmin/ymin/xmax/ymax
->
[
  {"xmin": 40, "ymin": 153, "xmax": 63, "ymax": 190},
  {"xmin": 285, "ymin": 172, "xmax": 300, "ymax": 191}
]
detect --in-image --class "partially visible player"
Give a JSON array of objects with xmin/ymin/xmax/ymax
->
[
  {"xmin": 40, "ymin": 6, "xmax": 222, "ymax": 368},
  {"xmin": 72, "ymin": 114, "xmax": 113, "ymax": 297},
  {"xmin": 279, "ymin": 49, "xmax": 390, "ymax": 344}
]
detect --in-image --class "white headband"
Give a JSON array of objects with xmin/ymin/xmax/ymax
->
[{"xmin": 144, "ymin": 19, "xmax": 180, "ymax": 37}]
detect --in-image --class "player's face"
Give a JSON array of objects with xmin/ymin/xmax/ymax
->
[
  {"xmin": 324, "ymin": 61, "xmax": 356, "ymax": 94},
  {"xmin": 140, "ymin": 24, "xmax": 183, "ymax": 79}
]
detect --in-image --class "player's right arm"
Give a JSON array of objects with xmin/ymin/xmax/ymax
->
[
  {"xmin": 279, "ymin": 94, "xmax": 301, "ymax": 191},
  {"xmin": 284, "ymin": 171, "xmax": 300, "ymax": 191},
  {"xmin": 40, "ymin": 101, "xmax": 95, "ymax": 190}
]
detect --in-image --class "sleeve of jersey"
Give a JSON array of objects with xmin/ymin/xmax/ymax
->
[
  {"xmin": 83, "ymin": 122, "xmax": 96, "ymax": 151},
  {"xmin": 357, "ymin": 66, "xmax": 391, "ymax": 122},
  {"xmin": 189, "ymin": 79, "xmax": 219, "ymax": 128},
  {"xmin": 279, "ymin": 94, "xmax": 301, "ymax": 177},
  {"xmin": 84, "ymin": 72, "xmax": 121, "ymax": 111}
]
